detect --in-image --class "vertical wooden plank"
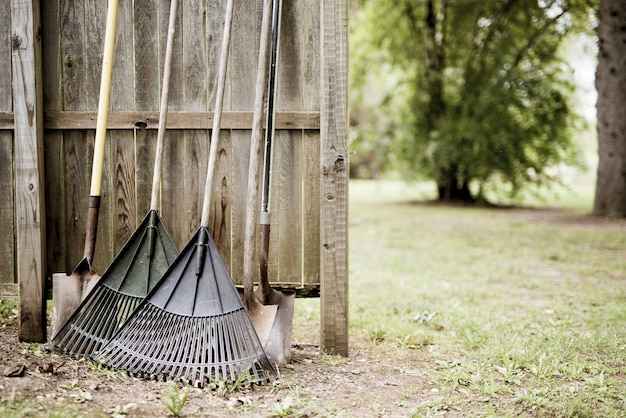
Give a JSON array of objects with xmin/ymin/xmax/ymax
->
[
  {"xmin": 227, "ymin": 0, "xmax": 259, "ymax": 283},
  {"xmin": 84, "ymin": 0, "xmax": 113, "ymax": 270},
  {"xmin": 273, "ymin": 0, "xmax": 303, "ymax": 283},
  {"xmin": 60, "ymin": 0, "xmax": 90, "ymax": 272},
  {"xmin": 0, "ymin": 0, "xmax": 16, "ymax": 295},
  {"xmin": 109, "ymin": 0, "xmax": 136, "ymax": 257},
  {"xmin": 301, "ymin": 0, "xmax": 321, "ymax": 287},
  {"xmin": 161, "ymin": 0, "xmax": 210, "ymax": 249},
  {"xmin": 0, "ymin": 132, "xmax": 14, "ymax": 292},
  {"xmin": 12, "ymin": 0, "xmax": 47, "ymax": 341},
  {"xmin": 320, "ymin": 0, "xmax": 349, "ymax": 356},
  {"xmin": 134, "ymin": 0, "xmax": 160, "ymax": 217},
  {"xmin": 206, "ymin": 0, "xmax": 231, "ymax": 264},
  {"xmin": 41, "ymin": 0, "xmax": 65, "ymax": 278},
  {"xmin": 159, "ymin": 0, "xmax": 187, "ymax": 248}
]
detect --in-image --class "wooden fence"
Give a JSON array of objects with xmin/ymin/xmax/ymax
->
[{"xmin": 1, "ymin": 0, "xmax": 348, "ymax": 356}]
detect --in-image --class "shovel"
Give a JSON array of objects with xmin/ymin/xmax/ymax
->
[
  {"xmin": 255, "ymin": 0, "xmax": 296, "ymax": 365},
  {"xmin": 241, "ymin": 0, "xmax": 295, "ymax": 365},
  {"xmin": 51, "ymin": 0, "xmax": 119, "ymax": 339},
  {"xmin": 241, "ymin": 0, "xmax": 279, "ymax": 349}
]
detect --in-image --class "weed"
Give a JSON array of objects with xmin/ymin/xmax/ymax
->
[
  {"xmin": 205, "ymin": 368, "xmax": 252, "ymax": 398},
  {"xmin": 83, "ymin": 360, "xmax": 129, "ymax": 381},
  {"xmin": 268, "ymin": 394, "xmax": 315, "ymax": 418},
  {"xmin": 163, "ymin": 382, "xmax": 188, "ymax": 417}
]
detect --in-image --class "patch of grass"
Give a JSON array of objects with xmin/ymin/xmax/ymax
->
[
  {"xmin": 318, "ymin": 351, "xmax": 349, "ymax": 366},
  {"xmin": 344, "ymin": 179, "xmax": 626, "ymax": 417},
  {"xmin": 0, "ymin": 391, "xmax": 100, "ymax": 418},
  {"xmin": 0, "ymin": 300, "xmax": 18, "ymax": 327}
]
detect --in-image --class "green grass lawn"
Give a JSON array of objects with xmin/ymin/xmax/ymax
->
[{"xmin": 300, "ymin": 177, "xmax": 625, "ymax": 417}]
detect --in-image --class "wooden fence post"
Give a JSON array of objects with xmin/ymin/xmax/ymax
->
[
  {"xmin": 320, "ymin": 0, "xmax": 349, "ymax": 356},
  {"xmin": 11, "ymin": 0, "xmax": 47, "ymax": 342}
]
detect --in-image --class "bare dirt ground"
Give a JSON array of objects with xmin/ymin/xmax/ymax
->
[
  {"xmin": 0, "ymin": 313, "xmax": 436, "ymax": 417},
  {"xmin": 1, "ymin": 208, "xmax": 624, "ymax": 417}
]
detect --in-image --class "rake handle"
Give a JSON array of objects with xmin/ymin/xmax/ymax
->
[
  {"xmin": 150, "ymin": 0, "xmax": 178, "ymax": 211},
  {"xmin": 201, "ymin": 0, "xmax": 235, "ymax": 227}
]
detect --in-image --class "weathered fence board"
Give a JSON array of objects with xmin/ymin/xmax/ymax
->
[
  {"xmin": 4, "ymin": 0, "xmax": 348, "ymax": 354},
  {"xmin": 12, "ymin": 0, "xmax": 47, "ymax": 342},
  {"xmin": 0, "ymin": 0, "xmax": 15, "ymax": 298},
  {"xmin": 320, "ymin": 0, "xmax": 350, "ymax": 356}
]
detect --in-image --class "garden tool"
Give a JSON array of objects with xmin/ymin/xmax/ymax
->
[
  {"xmin": 93, "ymin": 0, "xmax": 276, "ymax": 386},
  {"xmin": 255, "ymin": 0, "xmax": 296, "ymax": 365},
  {"xmin": 241, "ymin": 0, "xmax": 278, "ymax": 352},
  {"xmin": 51, "ymin": 0, "xmax": 119, "ymax": 340},
  {"xmin": 51, "ymin": 0, "xmax": 180, "ymax": 356}
]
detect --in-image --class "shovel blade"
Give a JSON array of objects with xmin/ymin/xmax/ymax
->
[
  {"xmin": 50, "ymin": 265, "xmax": 100, "ymax": 340},
  {"xmin": 262, "ymin": 290, "xmax": 296, "ymax": 365},
  {"xmin": 249, "ymin": 302, "xmax": 279, "ymax": 349}
]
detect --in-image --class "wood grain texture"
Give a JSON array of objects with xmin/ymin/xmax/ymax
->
[
  {"xmin": 43, "ymin": 110, "xmax": 320, "ymax": 130},
  {"xmin": 227, "ymin": 0, "xmax": 259, "ymax": 283},
  {"xmin": 0, "ymin": 0, "xmax": 15, "ymax": 291},
  {"xmin": 12, "ymin": 0, "xmax": 47, "ymax": 341},
  {"xmin": 205, "ymin": 0, "xmax": 232, "ymax": 265},
  {"xmin": 82, "ymin": 0, "xmax": 113, "ymax": 273},
  {"xmin": 110, "ymin": 0, "xmax": 136, "ymax": 256},
  {"xmin": 155, "ymin": 0, "xmax": 187, "ymax": 248},
  {"xmin": 181, "ymin": 0, "xmax": 209, "ymax": 246},
  {"xmin": 41, "ymin": 0, "xmax": 65, "ymax": 277},
  {"xmin": 133, "ymin": 0, "xmax": 160, "ymax": 217},
  {"xmin": 319, "ymin": 0, "xmax": 349, "ymax": 356},
  {"xmin": 6, "ymin": 0, "xmax": 349, "ymax": 349},
  {"xmin": 273, "ymin": 0, "xmax": 303, "ymax": 283},
  {"xmin": 60, "ymin": 0, "xmax": 90, "ymax": 271},
  {"xmin": 301, "ymin": 0, "xmax": 322, "ymax": 286}
]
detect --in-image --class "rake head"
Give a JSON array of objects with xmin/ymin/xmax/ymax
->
[
  {"xmin": 52, "ymin": 210, "xmax": 179, "ymax": 357},
  {"xmin": 92, "ymin": 226, "xmax": 277, "ymax": 387}
]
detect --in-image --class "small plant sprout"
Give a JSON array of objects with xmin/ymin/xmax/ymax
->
[{"xmin": 163, "ymin": 382, "xmax": 188, "ymax": 417}]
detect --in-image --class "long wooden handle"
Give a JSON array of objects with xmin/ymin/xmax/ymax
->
[
  {"xmin": 150, "ymin": 0, "xmax": 178, "ymax": 210},
  {"xmin": 243, "ymin": 0, "xmax": 274, "ymax": 299},
  {"xmin": 83, "ymin": 0, "xmax": 118, "ymax": 264},
  {"xmin": 200, "ymin": 0, "xmax": 234, "ymax": 227},
  {"xmin": 90, "ymin": 0, "xmax": 118, "ymax": 197}
]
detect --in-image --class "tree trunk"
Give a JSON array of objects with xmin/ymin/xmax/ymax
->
[
  {"xmin": 436, "ymin": 166, "xmax": 474, "ymax": 202},
  {"xmin": 594, "ymin": 0, "xmax": 626, "ymax": 217}
]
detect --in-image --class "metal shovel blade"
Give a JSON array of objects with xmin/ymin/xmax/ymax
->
[
  {"xmin": 238, "ymin": 289, "xmax": 278, "ymax": 349},
  {"xmin": 255, "ymin": 287, "xmax": 295, "ymax": 364},
  {"xmin": 50, "ymin": 263, "xmax": 100, "ymax": 340}
]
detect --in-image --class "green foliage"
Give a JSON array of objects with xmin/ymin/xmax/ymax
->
[
  {"xmin": 351, "ymin": 0, "xmax": 596, "ymax": 199},
  {"xmin": 0, "ymin": 300, "xmax": 18, "ymax": 326}
]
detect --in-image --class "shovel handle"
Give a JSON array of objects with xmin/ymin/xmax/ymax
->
[
  {"xmin": 258, "ymin": 222, "xmax": 271, "ymax": 292},
  {"xmin": 83, "ymin": 196, "xmax": 101, "ymax": 266},
  {"xmin": 90, "ymin": 0, "xmax": 118, "ymax": 197},
  {"xmin": 243, "ymin": 0, "xmax": 273, "ymax": 303}
]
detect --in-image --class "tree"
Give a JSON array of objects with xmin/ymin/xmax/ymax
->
[
  {"xmin": 594, "ymin": 0, "xmax": 626, "ymax": 217},
  {"xmin": 351, "ymin": 0, "xmax": 594, "ymax": 201}
]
